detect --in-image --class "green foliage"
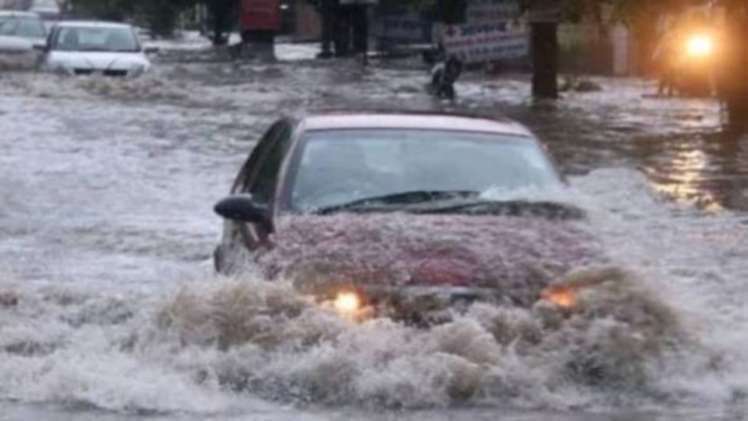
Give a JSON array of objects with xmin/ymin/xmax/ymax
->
[
  {"xmin": 137, "ymin": 0, "xmax": 196, "ymax": 37},
  {"xmin": 69, "ymin": 0, "xmax": 237, "ymax": 41},
  {"xmin": 69, "ymin": 0, "xmax": 135, "ymax": 21}
]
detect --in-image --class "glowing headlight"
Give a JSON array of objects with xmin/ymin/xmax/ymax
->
[
  {"xmin": 540, "ymin": 285, "xmax": 576, "ymax": 309},
  {"xmin": 53, "ymin": 65, "xmax": 74, "ymax": 76},
  {"xmin": 686, "ymin": 34, "xmax": 714, "ymax": 58},
  {"xmin": 334, "ymin": 292, "xmax": 361, "ymax": 315}
]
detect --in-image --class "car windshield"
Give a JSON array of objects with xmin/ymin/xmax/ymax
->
[
  {"xmin": 0, "ymin": 17, "xmax": 46, "ymax": 38},
  {"xmin": 290, "ymin": 129, "xmax": 563, "ymax": 212},
  {"xmin": 52, "ymin": 26, "xmax": 139, "ymax": 52}
]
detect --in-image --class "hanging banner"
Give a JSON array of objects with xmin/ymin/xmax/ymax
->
[
  {"xmin": 375, "ymin": 12, "xmax": 433, "ymax": 44},
  {"xmin": 442, "ymin": 22, "xmax": 528, "ymax": 63},
  {"xmin": 240, "ymin": 0, "xmax": 281, "ymax": 31},
  {"xmin": 439, "ymin": 0, "xmax": 528, "ymax": 64}
]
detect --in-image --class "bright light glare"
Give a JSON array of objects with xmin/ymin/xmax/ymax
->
[
  {"xmin": 541, "ymin": 286, "xmax": 577, "ymax": 309},
  {"xmin": 334, "ymin": 292, "xmax": 361, "ymax": 315},
  {"xmin": 686, "ymin": 34, "xmax": 714, "ymax": 58}
]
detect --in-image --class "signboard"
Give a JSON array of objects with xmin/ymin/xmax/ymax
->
[
  {"xmin": 375, "ymin": 13, "xmax": 432, "ymax": 44},
  {"xmin": 436, "ymin": 0, "xmax": 527, "ymax": 64},
  {"xmin": 240, "ymin": 0, "xmax": 281, "ymax": 31},
  {"xmin": 466, "ymin": 0, "xmax": 521, "ymax": 24},
  {"xmin": 442, "ymin": 23, "xmax": 528, "ymax": 63}
]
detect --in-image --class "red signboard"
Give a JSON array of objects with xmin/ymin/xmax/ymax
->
[{"xmin": 240, "ymin": 0, "xmax": 281, "ymax": 31}]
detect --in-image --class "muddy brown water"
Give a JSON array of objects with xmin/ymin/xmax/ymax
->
[{"xmin": 0, "ymin": 50, "xmax": 745, "ymax": 420}]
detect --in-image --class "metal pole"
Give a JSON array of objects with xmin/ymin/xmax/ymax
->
[{"xmin": 362, "ymin": 5, "xmax": 368, "ymax": 66}]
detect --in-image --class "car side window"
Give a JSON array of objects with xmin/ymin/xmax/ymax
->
[
  {"xmin": 249, "ymin": 123, "xmax": 292, "ymax": 205},
  {"xmin": 232, "ymin": 122, "xmax": 284, "ymax": 194},
  {"xmin": 0, "ymin": 19, "xmax": 16, "ymax": 35}
]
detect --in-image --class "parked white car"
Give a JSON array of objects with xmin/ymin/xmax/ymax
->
[
  {"xmin": 39, "ymin": 21, "xmax": 154, "ymax": 77},
  {"xmin": 0, "ymin": 11, "xmax": 46, "ymax": 52}
]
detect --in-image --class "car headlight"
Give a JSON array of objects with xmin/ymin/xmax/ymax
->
[
  {"xmin": 540, "ymin": 285, "xmax": 577, "ymax": 309},
  {"xmin": 333, "ymin": 291, "xmax": 362, "ymax": 315},
  {"xmin": 686, "ymin": 34, "xmax": 714, "ymax": 58},
  {"xmin": 128, "ymin": 64, "xmax": 147, "ymax": 78}
]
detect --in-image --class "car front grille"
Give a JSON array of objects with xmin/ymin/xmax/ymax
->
[
  {"xmin": 72, "ymin": 69, "xmax": 129, "ymax": 77},
  {"xmin": 103, "ymin": 69, "xmax": 128, "ymax": 77}
]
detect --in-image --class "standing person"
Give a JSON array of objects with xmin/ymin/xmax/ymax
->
[
  {"xmin": 318, "ymin": 0, "xmax": 336, "ymax": 58},
  {"xmin": 334, "ymin": 1, "xmax": 352, "ymax": 57},
  {"xmin": 351, "ymin": 3, "xmax": 367, "ymax": 54}
]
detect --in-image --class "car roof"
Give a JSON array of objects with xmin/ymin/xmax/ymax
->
[
  {"xmin": 0, "ymin": 11, "xmax": 41, "ymax": 18},
  {"xmin": 300, "ymin": 112, "xmax": 534, "ymax": 137},
  {"xmin": 53, "ymin": 21, "xmax": 133, "ymax": 29}
]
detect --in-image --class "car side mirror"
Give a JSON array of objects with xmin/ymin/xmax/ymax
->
[
  {"xmin": 143, "ymin": 46, "xmax": 159, "ymax": 55},
  {"xmin": 214, "ymin": 194, "xmax": 273, "ymax": 232},
  {"xmin": 33, "ymin": 43, "xmax": 48, "ymax": 52}
]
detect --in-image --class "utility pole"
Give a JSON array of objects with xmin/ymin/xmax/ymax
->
[
  {"xmin": 528, "ymin": 0, "xmax": 561, "ymax": 99},
  {"xmin": 721, "ymin": 0, "xmax": 748, "ymax": 128}
]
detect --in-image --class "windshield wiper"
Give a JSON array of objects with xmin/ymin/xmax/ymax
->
[
  {"xmin": 414, "ymin": 199, "xmax": 586, "ymax": 220},
  {"xmin": 313, "ymin": 190, "xmax": 481, "ymax": 215}
]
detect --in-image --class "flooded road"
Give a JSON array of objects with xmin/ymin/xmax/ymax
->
[{"xmin": 0, "ymin": 46, "xmax": 746, "ymax": 420}]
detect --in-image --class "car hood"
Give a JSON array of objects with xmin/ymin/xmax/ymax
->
[
  {"xmin": 256, "ymin": 213, "xmax": 606, "ymax": 305},
  {"xmin": 46, "ymin": 51, "xmax": 149, "ymax": 70}
]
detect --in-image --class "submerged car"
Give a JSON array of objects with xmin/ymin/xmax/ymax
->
[
  {"xmin": 39, "ymin": 21, "xmax": 154, "ymax": 77},
  {"xmin": 214, "ymin": 112, "xmax": 604, "ymax": 320},
  {"xmin": 0, "ymin": 11, "xmax": 46, "ymax": 52}
]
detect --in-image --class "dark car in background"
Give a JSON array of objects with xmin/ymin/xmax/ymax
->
[{"xmin": 214, "ymin": 112, "xmax": 602, "ymax": 320}]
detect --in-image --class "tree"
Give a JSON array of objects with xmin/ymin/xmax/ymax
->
[
  {"xmin": 69, "ymin": 0, "xmax": 198, "ymax": 36},
  {"xmin": 69, "ymin": 0, "xmax": 134, "ymax": 21},
  {"xmin": 136, "ymin": 0, "xmax": 196, "ymax": 38},
  {"xmin": 70, "ymin": 0, "xmax": 238, "ymax": 43}
]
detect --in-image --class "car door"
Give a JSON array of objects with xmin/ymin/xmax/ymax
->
[{"xmin": 216, "ymin": 120, "xmax": 294, "ymax": 273}]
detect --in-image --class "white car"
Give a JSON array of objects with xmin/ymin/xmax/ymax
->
[
  {"xmin": 0, "ymin": 11, "xmax": 47, "ymax": 52},
  {"xmin": 39, "ymin": 21, "xmax": 154, "ymax": 77}
]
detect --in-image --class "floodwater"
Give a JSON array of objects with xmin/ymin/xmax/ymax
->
[{"xmin": 0, "ymin": 44, "xmax": 746, "ymax": 420}]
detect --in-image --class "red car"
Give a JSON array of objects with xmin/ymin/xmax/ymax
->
[{"xmin": 214, "ymin": 112, "xmax": 603, "ymax": 320}]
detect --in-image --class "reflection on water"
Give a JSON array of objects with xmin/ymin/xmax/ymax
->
[
  {"xmin": 484, "ymin": 82, "xmax": 748, "ymax": 212},
  {"xmin": 636, "ymin": 131, "xmax": 748, "ymax": 211}
]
